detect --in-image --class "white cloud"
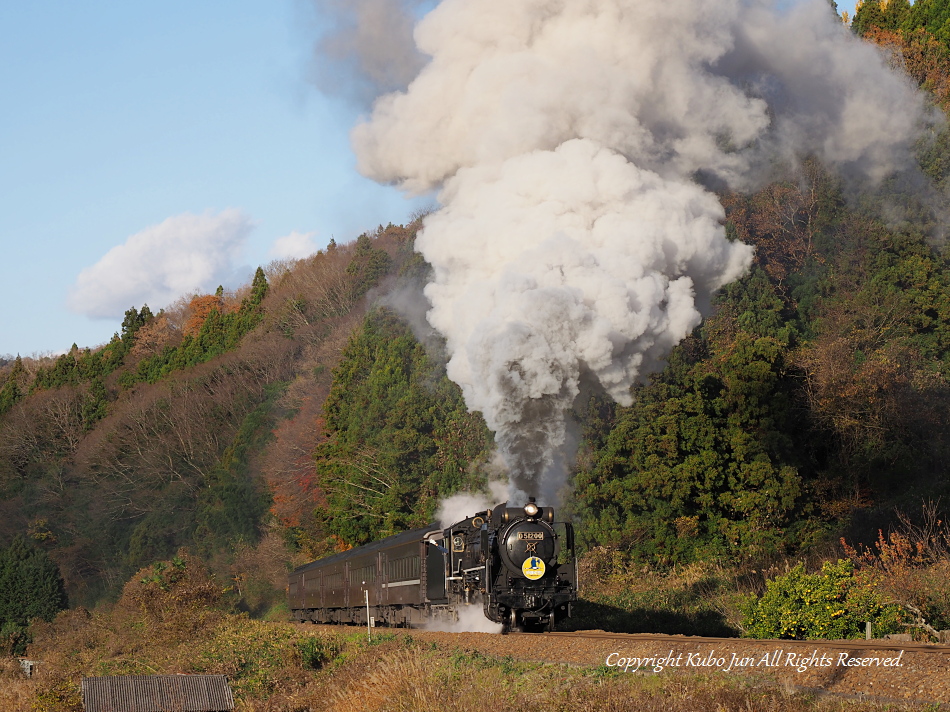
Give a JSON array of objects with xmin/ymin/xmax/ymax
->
[
  {"xmin": 68, "ymin": 209, "xmax": 254, "ymax": 319},
  {"xmin": 268, "ymin": 230, "xmax": 318, "ymax": 260}
]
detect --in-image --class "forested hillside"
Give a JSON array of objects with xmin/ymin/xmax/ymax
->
[
  {"xmin": 3, "ymin": 3, "xmax": 950, "ymax": 643},
  {"xmin": 0, "ymin": 224, "xmax": 427, "ymax": 609},
  {"xmin": 6, "ymin": 166, "xmax": 950, "ymax": 612},
  {"xmin": 308, "ymin": 162, "xmax": 950, "ymax": 572}
]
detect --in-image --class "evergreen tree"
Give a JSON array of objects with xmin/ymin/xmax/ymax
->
[
  {"xmin": 121, "ymin": 305, "xmax": 152, "ymax": 344},
  {"xmin": 0, "ymin": 536, "xmax": 68, "ymax": 654},
  {"xmin": 905, "ymin": 0, "xmax": 950, "ymax": 37},
  {"xmin": 886, "ymin": 0, "xmax": 912, "ymax": 30},
  {"xmin": 314, "ymin": 309, "xmax": 491, "ymax": 545},
  {"xmin": 852, "ymin": 0, "xmax": 887, "ymax": 35},
  {"xmin": 249, "ymin": 267, "xmax": 268, "ymax": 305},
  {"xmin": 577, "ymin": 269, "xmax": 811, "ymax": 564},
  {"xmin": 82, "ymin": 377, "xmax": 110, "ymax": 429},
  {"xmin": 345, "ymin": 235, "xmax": 392, "ymax": 300},
  {"xmin": 0, "ymin": 355, "xmax": 25, "ymax": 415}
]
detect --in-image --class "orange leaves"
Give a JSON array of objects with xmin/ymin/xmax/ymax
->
[
  {"xmin": 863, "ymin": 26, "xmax": 950, "ymax": 110},
  {"xmin": 842, "ymin": 502, "xmax": 950, "ymax": 578},
  {"xmin": 130, "ymin": 313, "xmax": 175, "ymax": 359},
  {"xmin": 722, "ymin": 174, "xmax": 823, "ymax": 290},
  {"xmin": 262, "ymin": 395, "xmax": 329, "ymax": 529},
  {"xmin": 183, "ymin": 295, "xmax": 224, "ymax": 337}
]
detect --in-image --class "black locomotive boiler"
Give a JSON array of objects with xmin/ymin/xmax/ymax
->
[{"xmin": 288, "ymin": 499, "xmax": 577, "ymax": 632}]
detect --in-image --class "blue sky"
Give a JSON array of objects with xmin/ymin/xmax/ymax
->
[
  {"xmin": 0, "ymin": 1, "xmax": 428, "ymax": 356},
  {"xmin": 839, "ymin": 0, "xmax": 858, "ymax": 20},
  {"xmin": 0, "ymin": 0, "xmax": 859, "ymax": 356}
]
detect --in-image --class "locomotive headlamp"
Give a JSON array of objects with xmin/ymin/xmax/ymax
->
[{"xmin": 524, "ymin": 502, "xmax": 539, "ymax": 517}]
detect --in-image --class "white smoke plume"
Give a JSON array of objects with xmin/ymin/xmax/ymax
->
[
  {"xmin": 308, "ymin": 0, "xmax": 428, "ymax": 104},
  {"xmin": 435, "ymin": 480, "xmax": 509, "ymax": 529},
  {"xmin": 350, "ymin": 0, "xmax": 933, "ymax": 503}
]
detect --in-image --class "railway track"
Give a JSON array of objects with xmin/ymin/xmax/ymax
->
[{"xmin": 301, "ymin": 621, "xmax": 950, "ymax": 655}]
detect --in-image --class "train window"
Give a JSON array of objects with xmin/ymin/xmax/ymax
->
[
  {"xmin": 352, "ymin": 564, "xmax": 375, "ymax": 584},
  {"xmin": 387, "ymin": 556, "xmax": 421, "ymax": 582}
]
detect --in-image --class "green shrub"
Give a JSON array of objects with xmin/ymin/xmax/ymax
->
[
  {"xmin": 297, "ymin": 635, "xmax": 342, "ymax": 670},
  {"xmin": 195, "ymin": 619, "xmax": 298, "ymax": 696},
  {"xmin": 741, "ymin": 559, "xmax": 907, "ymax": 639}
]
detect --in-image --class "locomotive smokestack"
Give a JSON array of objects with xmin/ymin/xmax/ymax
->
[{"xmin": 351, "ymin": 0, "xmax": 932, "ymax": 504}]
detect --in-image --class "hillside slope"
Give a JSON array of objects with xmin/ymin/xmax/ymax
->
[{"xmin": 0, "ymin": 222, "xmax": 443, "ymax": 607}]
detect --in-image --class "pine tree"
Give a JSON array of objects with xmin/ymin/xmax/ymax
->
[
  {"xmin": 0, "ymin": 355, "xmax": 26, "ymax": 415},
  {"xmin": 852, "ymin": 0, "xmax": 887, "ymax": 36},
  {"xmin": 249, "ymin": 267, "xmax": 268, "ymax": 305},
  {"xmin": 0, "ymin": 536, "xmax": 68, "ymax": 654}
]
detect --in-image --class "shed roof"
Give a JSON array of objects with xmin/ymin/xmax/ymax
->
[{"xmin": 81, "ymin": 675, "xmax": 235, "ymax": 712}]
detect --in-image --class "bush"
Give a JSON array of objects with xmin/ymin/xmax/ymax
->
[
  {"xmin": 117, "ymin": 551, "xmax": 230, "ymax": 637},
  {"xmin": 741, "ymin": 559, "xmax": 907, "ymax": 640},
  {"xmin": 842, "ymin": 505, "xmax": 950, "ymax": 632},
  {"xmin": 297, "ymin": 635, "xmax": 342, "ymax": 670}
]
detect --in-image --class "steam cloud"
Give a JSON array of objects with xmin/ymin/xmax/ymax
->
[
  {"xmin": 347, "ymin": 0, "xmax": 932, "ymax": 504},
  {"xmin": 308, "ymin": 0, "xmax": 428, "ymax": 104},
  {"xmin": 435, "ymin": 479, "xmax": 509, "ymax": 530}
]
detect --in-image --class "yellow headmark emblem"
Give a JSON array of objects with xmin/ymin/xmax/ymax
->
[{"xmin": 522, "ymin": 556, "xmax": 545, "ymax": 580}]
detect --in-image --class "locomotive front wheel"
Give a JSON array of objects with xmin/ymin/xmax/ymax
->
[{"xmin": 501, "ymin": 609, "xmax": 519, "ymax": 635}]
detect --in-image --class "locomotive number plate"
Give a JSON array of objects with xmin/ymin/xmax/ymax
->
[{"xmin": 518, "ymin": 532, "xmax": 544, "ymax": 540}]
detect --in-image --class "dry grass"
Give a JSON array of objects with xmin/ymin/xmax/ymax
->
[
  {"xmin": 0, "ymin": 658, "xmax": 34, "ymax": 712},
  {"xmin": 7, "ymin": 617, "xmax": 935, "ymax": 712},
  {"xmin": 572, "ymin": 549, "xmax": 747, "ymax": 636},
  {"xmin": 239, "ymin": 643, "xmax": 931, "ymax": 712},
  {"xmin": 7, "ymin": 545, "xmax": 944, "ymax": 711},
  {"xmin": 579, "ymin": 510, "xmax": 950, "ymax": 641}
]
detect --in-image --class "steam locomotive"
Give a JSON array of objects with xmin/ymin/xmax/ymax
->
[{"xmin": 288, "ymin": 499, "xmax": 577, "ymax": 632}]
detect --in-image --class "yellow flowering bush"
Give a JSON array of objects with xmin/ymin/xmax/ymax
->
[{"xmin": 741, "ymin": 559, "xmax": 907, "ymax": 639}]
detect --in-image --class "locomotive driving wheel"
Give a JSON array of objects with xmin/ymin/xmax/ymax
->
[{"xmin": 502, "ymin": 609, "xmax": 523, "ymax": 634}]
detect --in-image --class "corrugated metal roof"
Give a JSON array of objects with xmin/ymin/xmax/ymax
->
[{"xmin": 81, "ymin": 675, "xmax": 235, "ymax": 712}]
